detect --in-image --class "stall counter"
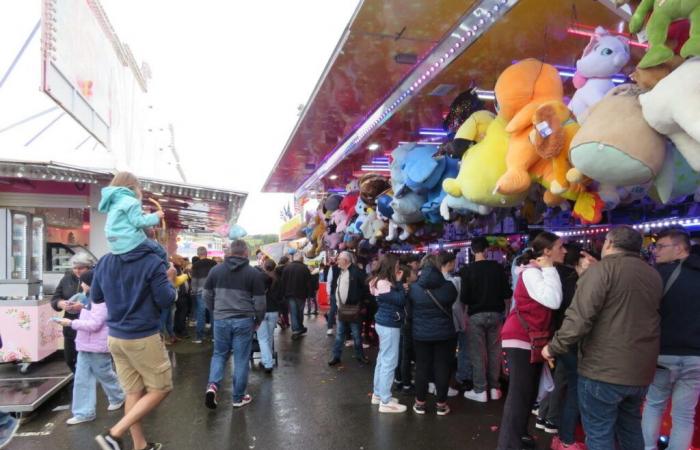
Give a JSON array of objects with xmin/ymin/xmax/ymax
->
[{"xmin": 0, "ymin": 298, "xmax": 62, "ymax": 363}]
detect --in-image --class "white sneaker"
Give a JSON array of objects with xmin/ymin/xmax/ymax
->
[
  {"xmin": 326, "ymin": 329, "xmax": 334, "ymax": 336},
  {"xmin": 428, "ymin": 383, "xmax": 458, "ymax": 397},
  {"xmin": 66, "ymin": 416, "xmax": 95, "ymax": 425},
  {"xmin": 378, "ymin": 402, "xmax": 407, "ymax": 413},
  {"xmin": 371, "ymin": 394, "xmax": 398, "ymax": 405},
  {"xmin": 490, "ymin": 388, "xmax": 502, "ymax": 400},
  {"xmin": 107, "ymin": 400, "xmax": 124, "ymax": 411},
  {"xmin": 464, "ymin": 389, "xmax": 488, "ymax": 403},
  {"xmin": 232, "ymin": 394, "xmax": 253, "ymax": 408}
]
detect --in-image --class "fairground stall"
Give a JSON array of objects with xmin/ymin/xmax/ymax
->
[
  {"xmin": 264, "ymin": 0, "xmax": 700, "ymax": 445},
  {"xmin": 0, "ymin": 0, "xmax": 247, "ymax": 414}
]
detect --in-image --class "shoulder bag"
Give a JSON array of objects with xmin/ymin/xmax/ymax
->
[
  {"xmin": 515, "ymin": 306, "xmax": 550, "ymax": 364},
  {"xmin": 425, "ymin": 289, "xmax": 452, "ymax": 320}
]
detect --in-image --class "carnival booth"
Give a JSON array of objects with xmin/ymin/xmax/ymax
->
[{"xmin": 264, "ymin": 0, "xmax": 700, "ymax": 446}]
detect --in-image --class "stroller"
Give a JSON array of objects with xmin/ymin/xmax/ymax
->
[{"xmin": 249, "ymin": 331, "xmax": 278, "ymax": 368}]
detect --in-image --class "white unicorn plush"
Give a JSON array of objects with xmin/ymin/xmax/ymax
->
[{"xmin": 568, "ymin": 26, "xmax": 630, "ymax": 123}]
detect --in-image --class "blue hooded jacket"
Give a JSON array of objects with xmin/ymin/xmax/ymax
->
[
  {"xmin": 91, "ymin": 243, "xmax": 175, "ymax": 339},
  {"xmin": 409, "ymin": 264, "xmax": 458, "ymax": 341},
  {"xmin": 98, "ymin": 186, "xmax": 160, "ymax": 254}
]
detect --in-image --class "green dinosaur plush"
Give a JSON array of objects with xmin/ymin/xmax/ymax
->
[{"xmin": 627, "ymin": 0, "xmax": 700, "ymax": 68}]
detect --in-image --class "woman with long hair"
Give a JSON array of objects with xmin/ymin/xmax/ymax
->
[
  {"xmin": 369, "ymin": 254, "xmax": 407, "ymax": 413},
  {"xmin": 259, "ymin": 258, "xmax": 282, "ymax": 373},
  {"xmin": 409, "ymin": 255, "xmax": 458, "ymax": 416},
  {"xmin": 497, "ymin": 232, "xmax": 565, "ymax": 450}
]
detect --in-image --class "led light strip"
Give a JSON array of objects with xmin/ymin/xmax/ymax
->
[{"xmin": 294, "ymin": 0, "xmax": 520, "ymax": 198}]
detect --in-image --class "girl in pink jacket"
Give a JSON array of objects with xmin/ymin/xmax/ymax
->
[{"xmin": 56, "ymin": 270, "xmax": 125, "ymax": 425}]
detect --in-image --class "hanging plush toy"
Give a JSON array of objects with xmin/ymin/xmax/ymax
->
[
  {"xmin": 568, "ymin": 26, "xmax": 630, "ymax": 122},
  {"xmin": 442, "ymin": 113, "xmax": 527, "ymax": 215},
  {"xmin": 442, "ymin": 88, "xmax": 486, "ymax": 134},
  {"xmin": 639, "ymin": 57, "xmax": 700, "ymax": 171},
  {"xmin": 631, "ymin": 19, "xmax": 689, "ymax": 91},
  {"xmin": 622, "ymin": 0, "xmax": 700, "ymax": 68},
  {"xmin": 228, "ymin": 223, "xmax": 247, "ymax": 240},
  {"xmin": 651, "ymin": 140, "xmax": 700, "ymax": 204},
  {"xmin": 441, "ymin": 110, "xmax": 494, "ymax": 159},
  {"xmin": 387, "ymin": 192, "xmax": 425, "ymax": 241},
  {"xmin": 493, "ymin": 59, "xmax": 565, "ymax": 196},
  {"xmin": 359, "ymin": 173, "xmax": 391, "ymax": 207}
]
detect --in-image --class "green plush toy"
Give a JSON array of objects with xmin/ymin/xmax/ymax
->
[{"xmin": 626, "ymin": 0, "xmax": 700, "ymax": 68}]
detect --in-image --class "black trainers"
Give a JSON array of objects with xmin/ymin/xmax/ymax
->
[
  {"xmin": 205, "ymin": 383, "xmax": 218, "ymax": 410},
  {"xmin": 355, "ymin": 355, "xmax": 370, "ymax": 364},
  {"xmin": 535, "ymin": 417, "xmax": 559, "ymax": 434},
  {"xmin": 328, "ymin": 358, "xmax": 341, "ymax": 367},
  {"xmin": 95, "ymin": 431, "xmax": 124, "ymax": 450},
  {"xmin": 412, "ymin": 401, "xmax": 426, "ymax": 415}
]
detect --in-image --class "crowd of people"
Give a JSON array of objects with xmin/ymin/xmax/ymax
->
[{"xmin": 1, "ymin": 170, "xmax": 698, "ymax": 450}]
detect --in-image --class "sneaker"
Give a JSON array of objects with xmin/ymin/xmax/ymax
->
[
  {"xmin": 107, "ymin": 400, "xmax": 124, "ymax": 411},
  {"xmin": 326, "ymin": 329, "xmax": 334, "ymax": 336},
  {"xmin": 264, "ymin": 367, "xmax": 273, "ymax": 374},
  {"xmin": 550, "ymin": 435, "xmax": 587, "ymax": 450},
  {"xmin": 535, "ymin": 418, "xmax": 559, "ymax": 434},
  {"xmin": 66, "ymin": 416, "xmax": 95, "ymax": 425},
  {"xmin": 490, "ymin": 388, "xmax": 503, "ymax": 401},
  {"xmin": 464, "ymin": 389, "xmax": 488, "ymax": 403},
  {"xmin": 192, "ymin": 339, "xmax": 203, "ymax": 344},
  {"xmin": 328, "ymin": 358, "xmax": 341, "ymax": 367},
  {"xmin": 531, "ymin": 402, "xmax": 540, "ymax": 416},
  {"xmin": 371, "ymin": 394, "xmax": 398, "ymax": 405},
  {"xmin": 300, "ymin": 327, "xmax": 308, "ymax": 335},
  {"xmin": 205, "ymin": 383, "xmax": 218, "ymax": 410},
  {"xmin": 95, "ymin": 431, "xmax": 124, "ymax": 450},
  {"xmin": 232, "ymin": 394, "xmax": 252, "ymax": 408},
  {"xmin": 428, "ymin": 383, "xmax": 459, "ymax": 397},
  {"xmin": 362, "ymin": 343, "xmax": 370, "ymax": 349},
  {"xmin": 412, "ymin": 401, "xmax": 426, "ymax": 415},
  {"xmin": 141, "ymin": 444, "xmax": 163, "ymax": 450},
  {"xmin": 436, "ymin": 403, "xmax": 451, "ymax": 416},
  {"xmin": 345, "ymin": 340, "xmax": 353, "ymax": 347},
  {"xmin": 521, "ymin": 434, "xmax": 537, "ymax": 449},
  {"xmin": 379, "ymin": 402, "xmax": 407, "ymax": 413},
  {"xmin": 355, "ymin": 355, "xmax": 370, "ymax": 364}
]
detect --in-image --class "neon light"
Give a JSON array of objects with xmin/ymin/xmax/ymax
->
[{"xmin": 567, "ymin": 25, "xmax": 648, "ymax": 49}]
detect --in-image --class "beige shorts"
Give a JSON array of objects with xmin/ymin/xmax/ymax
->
[{"xmin": 108, "ymin": 333, "xmax": 173, "ymax": 394}]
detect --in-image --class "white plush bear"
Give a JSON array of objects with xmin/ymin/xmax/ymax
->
[
  {"xmin": 639, "ymin": 57, "xmax": 700, "ymax": 171},
  {"xmin": 568, "ymin": 26, "xmax": 630, "ymax": 123}
]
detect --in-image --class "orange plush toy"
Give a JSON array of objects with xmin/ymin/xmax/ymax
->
[{"xmin": 494, "ymin": 59, "xmax": 565, "ymax": 195}]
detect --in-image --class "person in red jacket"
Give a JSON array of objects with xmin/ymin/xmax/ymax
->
[{"xmin": 497, "ymin": 232, "xmax": 565, "ymax": 450}]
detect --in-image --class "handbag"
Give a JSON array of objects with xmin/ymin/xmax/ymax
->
[
  {"xmin": 515, "ymin": 306, "xmax": 550, "ymax": 364},
  {"xmin": 338, "ymin": 303, "xmax": 361, "ymax": 322}
]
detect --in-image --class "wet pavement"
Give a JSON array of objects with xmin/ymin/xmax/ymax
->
[{"xmin": 6, "ymin": 315, "xmax": 555, "ymax": 450}]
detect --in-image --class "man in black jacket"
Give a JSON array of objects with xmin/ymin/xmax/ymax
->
[
  {"xmin": 328, "ymin": 251, "xmax": 369, "ymax": 366},
  {"xmin": 642, "ymin": 228, "xmax": 700, "ymax": 450},
  {"xmin": 280, "ymin": 252, "xmax": 312, "ymax": 339},
  {"xmin": 190, "ymin": 247, "xmax": 218, "ymax": 343},
  {"xmin": 51, "ymin": 252, "xmax": 94, "ymax": 373}
]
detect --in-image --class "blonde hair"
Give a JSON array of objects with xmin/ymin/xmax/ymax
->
[{"xmin": 110, "ymin": 171, "xmax": 142, "ymax": 198}]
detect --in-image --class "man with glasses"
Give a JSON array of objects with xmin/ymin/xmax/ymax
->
[{"xmin": 642, "ymin": 228, "xmax": 700, "ymax": 450}]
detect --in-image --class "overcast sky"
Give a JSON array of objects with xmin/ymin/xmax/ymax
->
[{"xmin": 98, "ymin": 0, "xmax": 360, "ymax": 235}]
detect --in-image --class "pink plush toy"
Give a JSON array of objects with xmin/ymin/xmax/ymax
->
[{"xmin": 568, "ymin": 26, "xmax": 630, "ymax": 123}]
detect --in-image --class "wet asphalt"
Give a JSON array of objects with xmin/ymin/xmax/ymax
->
[{"xmin": 4, "ymin": 314, "xmax": 555, "ymax": 450}]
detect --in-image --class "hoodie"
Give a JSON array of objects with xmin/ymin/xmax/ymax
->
[
  {"xmin": 91, "ymin": 243, "xmax": 176, "ymax": 339},
  {"xmin": 98, "ymin": 186, "xmax": 160, "ymax": 255},
  {"xmin": 409, "ymin": 265, "xmax": 458, "ymax": 341},
  {"xmin": 203, "ymin": 256, "xmax": 266, "ymax": 324}
]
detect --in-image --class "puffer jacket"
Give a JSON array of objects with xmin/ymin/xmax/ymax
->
[
  {"xmin": 371, "ymin": 279, "xmax": 406, "ymax": 328},
  {"xmin": 98, "ymin": 186, "xmax": 160, "ymax": 254},
  {"xmin": 409, "ymin": 265, "xmax": 458, "ymax": 341},
  {"xmin": 71, "ymin": 301, "xmax": 109, "ymax": 353}
]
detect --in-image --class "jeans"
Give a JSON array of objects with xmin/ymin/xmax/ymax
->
[
  {"xmin": 497, "ymin": 348, "xmax": 542, "ymax": 450},
  {"xmin": 373, "ymin": 325, "xmax": 401, "ymax": 403},
  {"xmin": 287, "ymin": 298, "xmax": 305, "ymax": 333},
  {"xmin": 578, "ymin": 375, "xmax": 648, "ymax": 450},
  {"xmin": 456, "ymin": 331, "xmax": 473, "ymax": 383},
  {"xmin": 194, "ymin": 293, "xmax": 208, "ymax": 340},
  {"xmin": 539, "ymin": 354, "xmax": 568, "ymax": 424},
  {"xmin": 0, "ymin": 412, "xmax": 17, "ymax": 445},
  {"xmin": 256, "ymin": 312, "xmax": 278, "ymax": 369},
  {"xmin": 326, "ymin": 298, "xmax": 337, "ymax": 330},
  {"xmin": 306, "ymin": 296, "xmax": 318, "ymax": 314},
  {"xmin": 208, "ymin": 317, "xmax": 255, "ymax": 402},
  {"xmin": 414, "ymin": 339, "xmax": 457, "ymax": 403},
  {"xmin": 558, "ymin": 348, "xmax": 580, "ymax": 445},
  {"xmin": 642, "ymin": 355, "xmax": 700, "ymax": 450},
  {"xmin": 72, "ymin": 352, "xmax": 124, "ymax": 420},
  {"xmin": 468, "ymin": 312, "xmax": 503, "ymax": 392},
  {"xmin": 159, "ymin": 306, "xmax": 174, "ymax": 338},
  {"xmin": 332, "ymin": 320, "xmax": 363, "ymax": 360}
]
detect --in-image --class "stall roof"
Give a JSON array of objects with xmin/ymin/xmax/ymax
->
[
  {"xmin": 263, "ymin": 0, "xmax": 637, "ymax": 196},
  {"xmin": 0, "ymin": 160, "xmax": 247, "ymax": 231}
]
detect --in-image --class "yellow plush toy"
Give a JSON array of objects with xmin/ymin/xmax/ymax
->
[{"xmin": 442, "ymin": 113, "xmax": 527, "ymax": 210}]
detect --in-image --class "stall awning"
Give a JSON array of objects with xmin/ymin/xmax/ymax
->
[
  {"xmin": 0, "ymin": 160, "xmax": 247, "ymax": 231},
  {"xmin": 263, "ymin": 0, "xmax": 636, "ymax": 197}
]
